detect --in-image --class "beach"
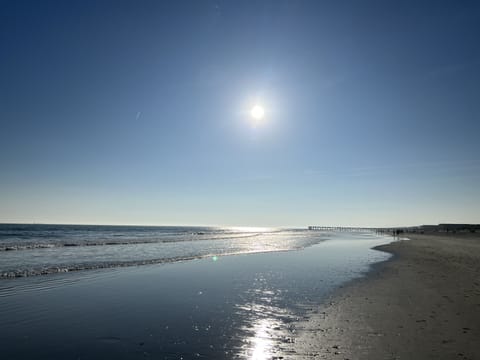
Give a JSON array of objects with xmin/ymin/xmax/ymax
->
[
  {"xmin": 0, "ymin": 228, "xmax": 393, "ymax": 359},
  {"xmin": 2, "ymin": 227, "xmax": 479, "ymax": 359},
  {"xmin": 295, "ymin": 233, "xmax": 480, "ymax": 359}
]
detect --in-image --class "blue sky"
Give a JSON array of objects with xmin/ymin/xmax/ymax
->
[{"xmin": 1, "ymin": 0, "xmax": 479, "ymax": 227}]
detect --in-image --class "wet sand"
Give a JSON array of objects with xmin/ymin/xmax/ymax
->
[
  {"xmin": 295, "ymin": 233, "xmax": 480, "ymax": 359},
  {"xmin": 0, "ymin": 232, "xmax": 392, "ymax": 360}
]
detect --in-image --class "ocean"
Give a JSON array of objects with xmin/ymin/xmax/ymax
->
[
  {"xmin": 0, "ymin": 225, "xmax": 325, "ymax": 278},
  {"xmin": 0, "ymin": 224, "xmax": 394, "ymax": 359}
]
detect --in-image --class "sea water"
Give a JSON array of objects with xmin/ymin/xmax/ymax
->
[
  {"xmin": 0, "ymin": 225, "xmax": 322, "ymax": 277},
  {"xmin": 0, "ymin": 225, "xmax": 394, "ymax": 359}
]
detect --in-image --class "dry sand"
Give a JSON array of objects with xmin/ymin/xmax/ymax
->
[{"xmin": 294, "ymin": 233, "xmax": 480, "ymax": 360}]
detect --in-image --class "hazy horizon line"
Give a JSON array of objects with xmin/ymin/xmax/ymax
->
[{"xmin": 0, "ymin": 221, "xmax": 464, "ymax": 228}]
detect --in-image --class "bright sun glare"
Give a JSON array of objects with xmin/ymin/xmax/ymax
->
[{"xmin": 250, "ymin": 105, "xmax": 265, "ymax": 120}]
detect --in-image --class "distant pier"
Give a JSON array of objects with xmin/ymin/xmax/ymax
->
[
  {"xmin": 307, "ymin": 226, "xmax": 374, "ymax": 232},
  {"xmin": 307, "ymin": 226, "xmax": 405, "ymax": 236},
  {"xmin": 308, "ymin": 224, "xmax": 479, "ymax": 235}
]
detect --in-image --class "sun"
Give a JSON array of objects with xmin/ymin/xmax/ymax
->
[{"xmin": 250, "ymin": 105, "xmax": 265, "ymax": 120}]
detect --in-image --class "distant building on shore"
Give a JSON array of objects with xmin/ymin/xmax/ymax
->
[{"xmin": 409, "ymin": 224, "xmax": 480, "ymax": 233}]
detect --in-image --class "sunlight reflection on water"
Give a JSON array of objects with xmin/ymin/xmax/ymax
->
[
  {"xmin": 235, "ymin": 275, "xmax": 297, "ymax": 359},
  {"xmin": 238, "ymin": 300, "xmax": 297, "ymax": 359},
  {"xmin": 250, "ymin": 318, "xmax": 274, "ymax": 360}
]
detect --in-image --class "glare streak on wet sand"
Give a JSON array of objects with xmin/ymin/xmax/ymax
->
[{"xmin": 294, "ymin": 233, "xmax": 480, "ymax": 360}]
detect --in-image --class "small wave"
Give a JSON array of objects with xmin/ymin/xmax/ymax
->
[
  {"xmin": 0, "ymin": 244, "xmax": 56, "ymax": 251},
  {"xmin": 0, "ymin": 232, "xmax": 265, "ymax": 252},
  {"xmin": 0, "ymin": 248, "xmax": 298, "ymax": 280},
  {"xmin": 0, "ymin": 256, "xmax": 203, "ymax": 279}
]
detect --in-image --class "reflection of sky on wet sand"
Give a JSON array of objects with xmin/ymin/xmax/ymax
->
[
  {"xmin": 0, "ymin": 232, "xmax": 394, "ymax": 359},
  {"xmin": 228, "ymin": 233, "xmax": 396, "ymax": 359}
]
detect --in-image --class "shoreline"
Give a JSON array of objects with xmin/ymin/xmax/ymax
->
[
  {"xmin": 0, "ymin": 231, "xmax": 392, "ymax": 359},
  {"xmin": 295, "ymin": 232, "xmax": 480, "ymax": 359}
]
